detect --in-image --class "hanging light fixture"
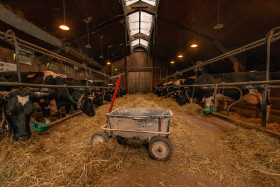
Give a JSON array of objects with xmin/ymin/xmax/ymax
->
[
  {"xmin": 59, "ymin": 0, "xmax": 70, "ymax": 30},
  {"xmin": 214, "ymin": 0, "xmax": 224, "ymax": 29},
  {"xmin": 170, "ymin": 60, "xmax": 175, "ymax": 64},
  {"xmin": 107, "ymin": 45, "xmax": 111, "ymax": 65},
  {"xmin": 178, "ymin": 36, "xmax": 183, "ymax": 58},
  {"xmin": 83, "ymin": 17, "xmax": 92, "ymax": 48},
  {"xmin": 190, "ymin": 19, "xmax": 199, "ymax": 48},
  {"xmin": 99, "ymin": 35, "xmax": 104, "ymax": 58},
  {"xmin": 191, "ymin": 44, "xmax": 198, "ymax": 48}
]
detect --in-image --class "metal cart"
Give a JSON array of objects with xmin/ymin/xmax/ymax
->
[{"xmin": 91, "ymin": 108, "xmax": 173, "ymax": 161}]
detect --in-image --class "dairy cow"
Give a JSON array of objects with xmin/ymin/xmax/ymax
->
[
  {"xmin": 0, "ymin": 71, "xmax": 96, "ymax": 141},
  {"xmin": 193, "ymin": 71, "xmax": 271, "ymax": 120}
]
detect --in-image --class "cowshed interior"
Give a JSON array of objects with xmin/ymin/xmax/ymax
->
[{"xmin": 0, "ymin": 0, "xmax": 280, "ymax": 186}]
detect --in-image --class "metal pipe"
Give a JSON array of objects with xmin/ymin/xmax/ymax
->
[
  {"xmin": 157, "ymin": 79, "xmax": 280, "ymax": 88},
  {"xmin": 50, "ymin": 110, "xmax": 83, "ymax": 126},
  {"xmin": 262, "ymin": 27, "xmax": 280, "ymax": 127},
  {"xmin": 0, "ymin": 31, "xmax": 110, "ymax": 78},
  {"xmin": 213, "ymin": 84, "xmax": 218, "ymax": 111},
  {"xmin": 224, "ymin": 87, "xmax": 243, "ymax": 115},
  {"xmin": 161, "ymin": 31, "xmax": 280, "ymax": 81},
  {"xmin": 0, "ymin": 82, "xmax": 115, "ymax": 89},
  {"xmin": 5, "ymin": 30, "xmax": 21, "ymax": 82}
]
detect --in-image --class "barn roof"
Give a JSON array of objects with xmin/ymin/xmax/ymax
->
[{"xmin": 0, "ymin": 0, "xmax": 279, "ymax": 72}]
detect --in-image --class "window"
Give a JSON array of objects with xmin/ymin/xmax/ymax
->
[
  {"xmin": 142, "ymin": 0, "xmax": 156, "ymax": 6},
  {"xmin": 128, "ymin": 11, "xmax": 153, "ymax": 37},
  {"xmin": 65, "ymin": 67, "xmax": 73, "ymax": 74},
  {"xmin": 125, "ymin": 0, "xmax": 156, "ymax": 6},
  {"xmin": 131, "ymin": 39, "xmax": 140, "ymax": 47},
  {"xmin": 48, "ymin": 63, "xmax": 59, "ymax": 71},
  {"xmin": 79, "ymin": 71, "xmax": 85, "ymax": 77},
  {"xmin": 125, "ymin": 0, "xmax": 138, "ymax": 6},
  {"xmin": 140, "ymin": 38, "xmax": 148, "ymax": 47},
  {"xmin": 131, "ymin": 38, "xmax": 149, "ymax": 48}
]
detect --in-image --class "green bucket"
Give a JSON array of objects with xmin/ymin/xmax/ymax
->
[
  {"xmin": 203, "ymin": 108, "xmax": 214, "ymax": 114},
  {"xmin": 31, "ymin": 122, "xmax": 50, "ymax": 132}
]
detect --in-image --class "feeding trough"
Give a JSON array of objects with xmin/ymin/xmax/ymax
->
[
  {"xmin": 203, "ymin": 108, "xmax": 214, "ymax": 114},
  {"xmin": 31, "ymin": 122, "xmax": 50, "ymax": 132}
]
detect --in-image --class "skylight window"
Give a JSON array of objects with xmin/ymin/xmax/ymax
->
[
  {"xmin": 131, "ymin": 38, "xmax": 149, "ymax": 48},
  {"xmin": 125, "ymin": 0, "xmax": 138, "ymax": 6},
  {"xmin": 131, "ymin": 39, "xmax": 139, "ymax": 47},
  {"xmin": 142, "ymin": 0, "xmax": 156, "ymax": 6},
  {"xmin": 128, "ymin": 11, "xmax": 153, "ymax": 37},
  {"xmin": 125, "ymin": 0, "xmax": 156, "ymax": 7},
  {"xmin": 140, "ymin": 39, "xmax": 148, "ymax": 47}
]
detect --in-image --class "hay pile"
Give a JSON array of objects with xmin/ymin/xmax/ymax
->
[
  {"xmin": 0, "ymin": 94, "xmax": 280, "ymax": 186},
  {"xmin": 230, "ymin": 112, "xmax": 280, "ymax": 132}
]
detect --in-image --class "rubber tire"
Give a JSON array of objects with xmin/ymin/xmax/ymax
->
[
  {"xmin": 148, "ymin": 136, "xmax": 173, "ymax": 161},
  {"xmin": 90, "ymin": 131, "xmax": 109, "ymax": 146}
]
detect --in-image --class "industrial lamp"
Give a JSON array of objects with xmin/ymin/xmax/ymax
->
[
  {"xmin": 191, "ymin": 43, "xmax": 198, "ymax": 48},
  {"xmin": 59, "ymin": 0, "xmax": 70, "ymax": 30},
  {"xmin": 178, "ymin": 36, "xmax": 183, "ymax": 58}
]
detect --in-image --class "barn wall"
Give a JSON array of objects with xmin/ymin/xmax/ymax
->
[
  {"xmin": 0, "ymin": 45, "xmax": 101, "ymax": 81},
  {"xmin": 108, "ymin": 52, "xmax": 169, "ymax": 93}
]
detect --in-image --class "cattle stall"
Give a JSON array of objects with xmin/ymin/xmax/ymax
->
[{"xmin": 1, "ymin": 0, "xmax": 280, "ymax": 186}]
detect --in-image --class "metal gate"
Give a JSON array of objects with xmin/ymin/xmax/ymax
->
[{"xmin": 128, "ymin": 71, "xmax": 152, "ymax": 94}]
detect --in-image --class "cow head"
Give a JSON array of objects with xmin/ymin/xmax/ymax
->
[
  {"xmin": 80, "ymin": 95, "xmax": 96, "ymax": 117},
  {"xmin": 3, "ymin": 91, "xmax": 49, "ymax": 141},
  {"xmin": 3, "ymin": 92, "xmax": 35, "ymax": 141}
]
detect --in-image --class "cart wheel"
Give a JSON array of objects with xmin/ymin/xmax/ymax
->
[
  {"xmin": 90, "ymin": 131, "xmax": 109, "ymax": 146},
  {"xmin": 149, "ymin": 136, "xmax": 173, "ymax": 161}
]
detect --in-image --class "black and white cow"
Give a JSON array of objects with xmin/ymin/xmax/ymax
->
[
  {"xmin": 193, "ymin": 71, "xmax": 271, "ymax": 120},
  {"xmin": 0, "ymin": 71, "xmax": 96, "ymax": 141}
]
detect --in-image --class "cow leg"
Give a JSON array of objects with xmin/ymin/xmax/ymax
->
[
  {"xmin": 255, "ymin": 103, "xmax": 261, "ymax": 118},
  {"xmin": 224, "ymin": 101, "xmax": 228, "ymax": 111},
  {"xmin": 38, "ymin": 101, "xmax": 51, "ymax": 124},
  {"xmin": 65, "ymin": 104, "xmax": 71, "ymax": 117}
]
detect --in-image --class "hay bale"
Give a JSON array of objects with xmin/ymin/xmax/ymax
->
[{"xmin": 0, "ymin": 93, "xmax": 280, "ymax": 186}]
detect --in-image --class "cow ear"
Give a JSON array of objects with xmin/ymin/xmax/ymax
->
[{"xmin": 0, "ymin": 96, "xmax": 7, "ymax": 105}]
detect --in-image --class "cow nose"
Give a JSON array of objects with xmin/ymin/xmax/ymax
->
[{"xmin": 18, "ymin": 135, "xmax": 30, "ymax": 141}]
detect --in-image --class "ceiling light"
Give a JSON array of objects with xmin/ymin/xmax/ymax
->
[
  {"xmin": 59, "ymin": 0, "xmax": 70, "ymax": 31},
  {"xmin": 178, "ymin": 54, "xmax": 183, "ymax": 58},
  {"xmin": 214, "ymin": 0, "xmax": 224, "ymax": 30},
  {"xmin": 59, "ymin": 25, "xmax": 70, "ymax": 30},
  {"xmin": 170, "ymin": 61, "xmax": 175, "ymax": 64},
  {"xmin": 214, "ymin": 23, "xmax": 224, "ymax": 30},
  {"xmin": 114, "ymin": 68, "xmax": 118, "ymax": 71},
  {"xmin": 107, "ymin": 61, "xmax": 111, "ymax": 65},
  {"xmin": 191, "ymin": 44, "xmax": 198, "ymax": 48},
  {"xmin": 84, "ymin": 17, "xmax": 92, "ymax": 48}
]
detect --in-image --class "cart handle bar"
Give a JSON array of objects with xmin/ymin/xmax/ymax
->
[{"xmin": 102, "ymin": 124, "xmax": 170, "ymax": 135}]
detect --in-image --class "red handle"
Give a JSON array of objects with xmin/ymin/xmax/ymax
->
[{"xmin": 108, "ymin": 76, "xmax": 121, "ymax": 113}]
